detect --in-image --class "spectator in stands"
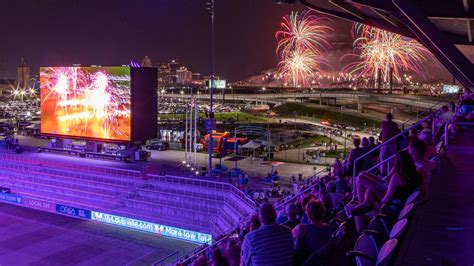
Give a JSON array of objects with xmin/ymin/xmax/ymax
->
[
  {"xmin": 192, "ymin": 253, "xmax": 209, "ymax": 266},
  {"xmin": 299, "ymin": 194, "xmax": 316, "ymax": 224},
  {"xmin": 361, "ymin": 137, "xmax": 374, "ymax": 171},
  {"xmin": 352, "ymin": 151, "xmax": 423, "ymax": 217},
  {"xmin": 419, "ymin": 121, "xmax": 432, "ymax": 142},
  {"xmin": 368, "ymin": 136, "xmax": 377, "ymax": 149},
  {"xmin": 332, "ymin": 157, "xmax": 343, "ymax": 176},
  {"xmin": 334, "ymin": 174, "xmax": 348, "ymax": 194},
  {"xmin": 282, "ymin": 204, "xmax": 300, "ymax": 229},
  {"xmin": 249, "ymin": 215, "xmax": 261, "ymax": 232},
  {"xmin": 399, "ymin": 132, "xmax": 410, "ymax": 150},
  {"xmin": 415, "ymin": 120, "xmax": 438, "ymax": 158},
  {"xmin": 348, "ymin": 138, "xmax": 365, "ymax": 176},
  {"xmin": 436, "ymin": 105, "xmax": 454, "ymax": 130},
  {"xmin": 210, "ymin": 247, "xmax": 229, "ymax": 266},
  {"xmin": 241, "ymin": 203, "xmax": 293, "ymax": 266},
  {"xmin": 293, "ymin": 201, "xmax": 333, "ymax": 265},
  {"xmin": 225, "ymin": 240, "xmax": 241, "ymax": 266},
  {"xmin": 379, "ymin": 113, "xmax": 400, "ymax": 175},
  {"xmin": 276, "ymin": 208, "xmax": 288, "ymax": 225},
  {"xmin": 326, "ymin": 181, "xmax": 344, "ymax": 211},
  {"xmin": 408, "ymin": 139, "xmax": 435, "ymax": 200}
]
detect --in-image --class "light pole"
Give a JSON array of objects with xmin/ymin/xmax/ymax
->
[
  {"xmin": 206, "ymin": 0, "xmax": 215, "ymax": 177},
  {"xmin": 293, "ymin": 111, "xmax": 297, "ymax": 132}
]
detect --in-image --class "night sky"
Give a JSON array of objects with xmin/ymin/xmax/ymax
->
[{"xmin": 0, "ymin": 0, "xmax": 452, "ymax": 81}]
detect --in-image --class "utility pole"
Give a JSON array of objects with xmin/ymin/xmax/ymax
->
[{"xmin": 206, "ymin": 0, "xmax": 215, "ymax": 177}]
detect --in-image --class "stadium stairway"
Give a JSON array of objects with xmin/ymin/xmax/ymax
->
[{"xmin": 396, "ymin": 129, "xmax": 474, "ymax": 265}]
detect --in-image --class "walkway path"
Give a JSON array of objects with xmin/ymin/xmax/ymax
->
[{"xmin": 397, "ymin": 129, "xmax": 474, "ymax": 265}]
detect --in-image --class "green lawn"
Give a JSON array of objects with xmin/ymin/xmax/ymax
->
[
  {"xmin": 273, "ymin": 102, "xmax": 379, "ymax": 127},
  {"xmin": 283, "ymin": 135, "xmax": 336, "ymax": 149}
]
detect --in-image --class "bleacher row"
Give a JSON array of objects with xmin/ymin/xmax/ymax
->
[{"xmin": 0, "ymin": 156, "xmax": 256, "ymax": 238}]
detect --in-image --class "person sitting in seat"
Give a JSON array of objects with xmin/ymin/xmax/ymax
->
[
  {"xmin": 351, "ymin": 151, "xmax": 423, "ymax": 232},
  {"xmin": 293, "ymin": 201, "xmax": 333, "ymax": 265},
  {"xmin": 326, "ymin": 181, "xmax": 344, "ymax": 211},
  {"xmin": 282, "ymin": 204, "xmax": 300, "ymax": 229},
  {"xmin": 241, "ymin": 203, "xmax": 293, "ymax": 266},
  {"xmin": 408, "ymin": 139, "xmax": 435, "ymax": 201},
  {"xmin": 299, "ymin": 194, "xmax": 316, "ymax": 224}
]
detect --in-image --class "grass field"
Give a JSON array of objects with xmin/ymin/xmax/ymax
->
[
  {"xmin": 283, "ymin": 135, "xmax": 335, "ymax": 149},
  {"xmin": 0, "ymin": 203, "xmax": 198, "ymax": 265},
  {"xmin": 273, "ymin": 102, "xmax": 379, "ymax": 127}
]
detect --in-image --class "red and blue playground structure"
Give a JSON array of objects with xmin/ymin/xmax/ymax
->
[{"xmin": 202, "ymin": 131, "xmax": 249, "ymax": 154}]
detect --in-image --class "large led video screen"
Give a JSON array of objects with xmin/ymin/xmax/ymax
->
[{"xmin": 40, "ymin": 67, "xmax": 131, "ymax": 141}]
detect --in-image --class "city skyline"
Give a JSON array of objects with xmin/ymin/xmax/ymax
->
[{"xmin": 0, "ymin": 0, "xmax": 458, "ymax": 83}]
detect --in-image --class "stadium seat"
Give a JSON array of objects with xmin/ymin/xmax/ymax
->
[
  {"xmin": 347, "ymin": 238, "xmax": 399, "ymax": 266},
  {"xmin": 347, "ymin": 219, "xmax": 409, "ymax": 265},
  {"xmin": 376, "ymin": 239, "xmax": 398, "ymax": 266},
  {"xmin": 380, "ymin": 190, "xmax": 420, "ymax": 218},
  {"xmin": 398, "ymin": 203, "xmax": 416, "ymax": 220},
  {"xmin": 368, "ymin": 214, "xmax": 393, "ymax": 238}
]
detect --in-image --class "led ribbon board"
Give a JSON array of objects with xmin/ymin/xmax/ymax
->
[{"xmin": 91, "ymin": 211, "xmax": 213, "ymax": 244}]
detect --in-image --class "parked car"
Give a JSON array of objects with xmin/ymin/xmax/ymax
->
[{"xmin": 146, "ymin": 142, "xmax": 170, "ymax": 151}]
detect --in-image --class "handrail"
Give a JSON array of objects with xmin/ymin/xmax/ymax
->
[
  {"xmin": 398, "ymin": 96, "xmax": 453, "ymax": 129},
  {"xmin": 177, "ymin": 168, "xmax": 327, "ymax": 265},
  {"xmin": 153, "ymin": 250, "xmax": 180, "ymax": 266},
  {"xmin": 274, "ymin": 168, "xmax": 328, "ymax": 210},
  {"xmin": 178, "ymin": 231, "xmax": 232, "ymax": 265},
  {"xmin": 363, "ymin": 147, "xmax": 408, "ymax": 174},
  {"xmin": 352, "ymin": 113, "xmax": 434, "ymax": 188}
]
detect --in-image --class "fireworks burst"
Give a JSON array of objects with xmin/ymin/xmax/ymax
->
[
  {"xmin": 275, "ymin": 11, "xmax": 332, "ymax": 87},
  {"xmin": 343, "ymin": 24, "xmax": 431, "ymax": 84}
]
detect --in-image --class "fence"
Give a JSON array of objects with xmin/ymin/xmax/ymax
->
[{"xmin": 0, "ymin": 152, "xmax": 141, "ymax": 178}]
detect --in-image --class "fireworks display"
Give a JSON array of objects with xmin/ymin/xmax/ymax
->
[
  {"xmin": 40, "ymin": 67, "xmax": 131, "ymax": 141},
  {"xmin": 275, "ymin": 11, "xmax": 332, "ymax": 87},
  {"xmin": 343, "ymin": 24, "xmax": 431, "ymax": 84}
]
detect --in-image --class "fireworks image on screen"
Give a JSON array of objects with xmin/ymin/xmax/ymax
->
[
  {"xmin": 275, "ymin": 11, "xmax": 332, "ymax": 87},
  {"xmin": 40, "ymin": 67, "xmax": 131, "ymax": 141}
]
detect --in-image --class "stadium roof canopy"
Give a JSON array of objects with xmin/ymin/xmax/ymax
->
[{"xmin": 282, "ymin": 0, "xmax": 474, "ymax": 91}]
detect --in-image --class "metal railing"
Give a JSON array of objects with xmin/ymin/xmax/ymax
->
[
  {"xmin": 274, "ymin": 168, "xmax": 329, "ymax": 211},
  {"xmin": 154, "ymin": 250, "xmax": 181, "ymax": 266},
  {"xmin": 0, "ymin": 152, "xmax": 141, "ymax": 178},
  {"xmin": 175, "ymin": 168, "xmax": 328, "ymax": 265},
  {"xmin": 351, "ymin": 101, "xmax": 469, "ymax": 199},
  {"xmin": 148, "ymin": 174, "xmax": 257, "ymax": 214},
  {"xmin": 352, "ymin": 113, "xmax": 434, "ymax": 194}
]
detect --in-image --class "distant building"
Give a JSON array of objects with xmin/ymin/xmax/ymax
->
[
  {"xmin": 0, "ymin": 79, "xmax": 15, "ymax": 97},
  {"xmin": 176, "ymin": 66, "xmax": 192, "ymax": 84},
  {"xmin": 192, "ymin": 73, "xmax": 201, "ymax": 81},
  {"xmin": 169, "ymin": 60, "xmax": 180, "ymax": 84},
  {"xmin": 17, "ymin": 58, "xmax": 30, "ymax": 88},
  {"xmin": 157, "ymin": 63, "xmax": 171, "ymax": 87},
  {"xmin": 141, "ymin": 56, "xmax": 153, "ymax": 67}
]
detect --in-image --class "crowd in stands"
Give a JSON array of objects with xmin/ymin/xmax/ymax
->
[{"xmin": 177, "ymin": 92, "xmax": 474, "ymax": 266}]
